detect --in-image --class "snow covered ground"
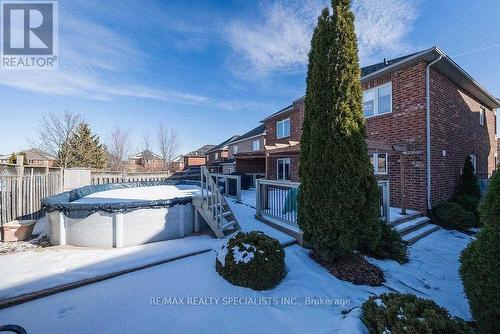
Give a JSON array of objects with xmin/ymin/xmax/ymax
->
[{"xmin": 0, "ymin": 190, "xmax": 473, "ymax": 334}]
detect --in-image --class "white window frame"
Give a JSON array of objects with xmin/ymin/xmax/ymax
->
[
  {"xmin": 370, "ymin": 153, "xmax": 388, "ymax": 175},
  {"xmin": 363, "ymin": 82, "xmax": 392, "ymax": 118},
  {"xmin": 252, "ymin": 140, "xmax": 260, "ymax": 151},
  {"xmin": 276, "ymin": 118, "xmax": 291, "ymax": 139},
  {"xmin": 277, "ymin": 158, "xmax": 291, "ymax": 181},
  {"xmin": 232, "ymin": 145, "xmax": 238, "ymax": 155},
  {"xmin": 215, "ymin": 152, "xmax": 219, "ymax": 160},
  {"xmin": 469, "ymin": 154, "xmax": 477, "ymax": 174},
  {"xmin": 479, "ymin": 107, "xmax": 485, "ymax": 126}
]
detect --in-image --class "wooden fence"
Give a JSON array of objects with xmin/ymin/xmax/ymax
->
[
  {"xmin": 91, "ymin": 171, "xmax": 172, "ymax": 185},
  {"xmin": 0, "ymin": 157, "xmax": 63, "ymax": 235}
]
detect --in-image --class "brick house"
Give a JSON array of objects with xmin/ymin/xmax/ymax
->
[
  {"xmin": 262, "ymin": 47, "xmax": 499, "ymax": 214},
  {"xmin": 205, "ymin": 135, "xmax": 239, "ymax": 173},
  {"xmin": 0, "ymin": 148, "xmax": 57, "ymax": 167},
  {"xmin": 224, "ymin": 124, "xmax": 266, "ymax": 175},
  {"xmin": 183, "ymin": 145, "xmax": 216, "ymax": 170},
  {"xmin": 170, "ymin": 155, "xmax": 185, "ymax": 172},
  {"xmin": 128, "ymin": 150, "xmax": 165, "ymax": 171}
]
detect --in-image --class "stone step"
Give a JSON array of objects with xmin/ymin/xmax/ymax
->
[
  {"xmin": 394, "ymin": 216, "xmax": 431, "ymax": 236},
  {"xmin": 390, "ymin": 212, "xmax": 424, "ymax": 227},
  {"xmin": 403, "ymin": 224, "xmax": 441, "ymax": 245}
]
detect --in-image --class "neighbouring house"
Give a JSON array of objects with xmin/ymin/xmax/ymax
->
[
  {"xmin": 183, "ymin": 145, "xmax": 216, "ymax": 169},
  {"xmin": 0, "ymin": 148, "xmax": 57, "ymax": 167},
  {"xmin": 128, "ymin": 150, "xmax": 165, "ymax": 171},
  {"xmin": 224, "ymin": 124, "xmax": 266, "ymax": 179},
  {"xmin": 261, "ymin": 46, "xmax": 499, "ymax": 214},
  {"xmin": 205, "ymin": 135, "xmax": 239, "ymax": 173},
  {"xmin": 170, "ymin": 155, "xmax": 185, "ymax": 172}
]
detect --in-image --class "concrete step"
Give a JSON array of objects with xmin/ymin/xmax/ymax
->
[
  {"xmin": 394, "ymin": 216, "xmax": 431, "ymax": 237},
  {"xmin": 403, "ymin": 224, "xmax": 441, "ymax": 245},
  {"xmin": 390, "ymin": 212, "xmax": 424, "ymax": 227}
]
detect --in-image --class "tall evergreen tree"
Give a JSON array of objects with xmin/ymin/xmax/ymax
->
[
  {"xmin": 298, "ymin": 0, "xmax": 381, "ymax": 262},
  {"xmin": 63, "ymin": 123, "xmax": 108, "ymax": 169}
]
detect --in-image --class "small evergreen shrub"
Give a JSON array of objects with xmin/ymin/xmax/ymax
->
[
  {"xmin": 453, "ymin": 157, "xmax": 481, "ymax": 220},
  {"xmin": 362, "ymin": 293, "xmax": 474, "ymax": 334},
  {"xmin": 460, "ymin": 170, "xmax": 500, "ymax": 334},
  {"xmin": 432, "ymin": 202, "xmax": 477, "ymax": 231},
  {"xmin": 366, "ymin": 222, "xmax": 409, "ymax": 264},
  {"xmin": 215, "ymin": 231, "xmax": 285, "ymax": 290}
]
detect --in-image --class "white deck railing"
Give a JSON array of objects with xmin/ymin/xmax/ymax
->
[{"xmin": 209, "ymin": 173, "xmax": 241, "ymax": 201}]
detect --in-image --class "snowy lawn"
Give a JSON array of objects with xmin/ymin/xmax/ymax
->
[
  {"xmin": 0, "ymin": 229, "xmax": 472, "ymax": 334},
  {"xmin": 0, "ymin": 190, "xmax": 472, "ymax": 333},
  {"xmin": 0, "ymin": 196, "xmax": 294, "ymax": 301}
]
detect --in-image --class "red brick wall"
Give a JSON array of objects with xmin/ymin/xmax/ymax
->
[
  {"xmin": 265, "ymin": 101, "xmax": 305, "ymax": 147},
  {"xmin": 266, "ymin": 152, "xmax": 300, "ymax": 181},
  {"xmin": 364, "ymin": 61, "xmax": 428, "ymax": 212},
  {"xmin": 429, "ymin": 67, "xmax": 497, "ymax": 205}
]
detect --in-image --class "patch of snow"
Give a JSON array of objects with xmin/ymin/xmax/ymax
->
[
  {"xmin": 232, "ymin": 244, "xmax": 255, "ymax": 264},
  {"xmin": 217, "ymin": 244, "xmax": 228, "ymax": 267},
  {"xmin": 374, "ymin": 298, "xmax": 386, "ymax": 308},
  {"xmin": 74, "ymin": 185, "xmax": 200, "ymax": 204}
]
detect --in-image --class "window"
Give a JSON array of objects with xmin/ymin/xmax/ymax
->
[
  {"xmin": 277, "ymin": 158, "xmax": 291, "ymax": 181},
  {"xmin": 276, "ymin": 118, "xmax": 291, "ymax": 139},
  {"xmin": 363, "ymin": 82, "xmax": 392, "ymax": 117},
  {"xmin": 369, "ymin": 153, "xmax": 388, "ymax": 174},
  {"xmin": 252, "ymin": 140, "xmax": 260, "ymax": 151},
  {"xmin": 479, "ymin": 107, "xmax": 485, "ymax": 126},
  {"xmin": 215, "ymin": 152, "xmax": 219, "ymax": 160},
  {"xmin": 228, "ymin": 167, "xmax": 233, "ymax": 174},
  {"xmin": 469, "ymin": 154, "xmax": 477, "ymax": 174},
  {"xmin": 232, "ymin": 145, "xmax": 238, "ymax": 154}
]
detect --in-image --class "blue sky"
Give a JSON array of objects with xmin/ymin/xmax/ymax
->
[{"xmin": 1, "ymin": 0, "xmax": 499, "ymax": 156}]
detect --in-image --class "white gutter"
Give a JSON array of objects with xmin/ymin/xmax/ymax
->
[{"xmin": 425, "ymin": 55, "xmax": 442, "ymax": 212}]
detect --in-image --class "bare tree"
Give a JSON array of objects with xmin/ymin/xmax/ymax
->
[
  {"xmin": 107, "ymin": 125, "xmax": 132, "ymax": 171},
  {"xmin": 157, "ymin": 123, "xmax": 180, "ymax": 171},
  {"xmin": 142, "ymin": 131, "xmax": 153, "ymax": 152},
  {"xmin": 34, "ymin": 111, "xmax": 82, "ymax": 169}
]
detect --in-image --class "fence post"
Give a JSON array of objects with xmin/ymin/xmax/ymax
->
[
  {"xmin": 255, "ymin": 179, "xmax": 261, "ymax": 216},
  {"xmin": 15, "ymin": 155, "xmax": 24, "ymax": 220}
]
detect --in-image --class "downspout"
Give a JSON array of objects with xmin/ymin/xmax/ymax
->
[{"xmin": 425, "ymin": 55, "xmax": 442, "ymax": 213}]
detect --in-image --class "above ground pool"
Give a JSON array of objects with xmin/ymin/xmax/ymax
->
[{"xmin": 42, "ymin": 181, "xmax": 202, "ymax": 248}]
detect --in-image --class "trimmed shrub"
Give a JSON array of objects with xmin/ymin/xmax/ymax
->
[
  {"xmin": 366, "ymin": 222, "xmax": 409, "ymax": 264},
  {"xmin": 453, "ymin": 193, "xmax": 480, "ymax": 224},
  {"xmin": 362, "ymin": 293, "xmax": 474, "ymax": 334},
  {"xmin": 460, "ymin": 170, "xmax": 500, "ymax": 333},
  {"xmin": 215, "ymin": 231, "xmax": 285, "ymax": 290},
  {"xmin": 453, "ymin": 157, "xmax": 481, "ymax": 220},
  {"xmin": 432, "ymin": 202, "xmax": 477, "ymax": 231}
]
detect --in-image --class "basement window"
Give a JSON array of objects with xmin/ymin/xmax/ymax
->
[
  {"xmin": 369, "ymin": 153, "xmax": 388, "ymax": 175},
  {"xmin": 363, "ymin": 82, "xmax": 392, "ymax": 117}
]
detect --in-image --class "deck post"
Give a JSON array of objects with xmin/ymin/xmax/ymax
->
[{"xmin": 236, "ymin": 176, "xmax": 241, "ymax": 202}]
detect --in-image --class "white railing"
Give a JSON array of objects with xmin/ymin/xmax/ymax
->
[
  {"xmin": 255, "ymin": 179, "xmax": 300, "ymax": 228},
  {"xmin": 209, "ymin": 173, "xmax": 241, "ymax": 201},
  {"xmin": 201, "ymin": 166, "xmax": 225, "ymax": 232},
  {"xmin": 256, "ymin": 179, "xmax": 391, "ymax": 231},
  {"xmin": 246, "ymin": 173, "xmax": 266, "ymax": 188}
]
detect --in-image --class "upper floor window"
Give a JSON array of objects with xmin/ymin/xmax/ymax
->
[
  {"xmin": 232, "ymin": 145, "xmax": 238, "ymax": 154},
  {"xmin": 215, "ymin": 152, "xmax": 219, "ymax": 160},
  {"xmin": 252, "ymin": 140, "xmax": 260, "ymax": 151},
  {"xmin": 363, "ymin": 82, "xmax": 392, "ymax": 117},
  {"xmin": 369, "ymin": 153, "xmax": 388, "ymax": 175},
  {"xmin": 276, "ymin": 118, "xmax": 291, "ymax": 139},
  {"xmin": 479, "ymin": 107, "xmax": 485, "ymax": 126}
]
